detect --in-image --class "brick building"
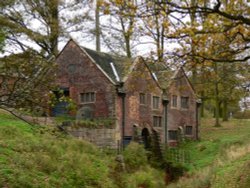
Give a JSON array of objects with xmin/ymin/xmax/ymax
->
[{"xmin": 55, "ymin": 39, "xmax": 200, "ymax": 148}]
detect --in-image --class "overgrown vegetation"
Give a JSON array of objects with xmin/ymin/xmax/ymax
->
[
  {"xmin": 0, "ymin": 111, "xmax": 166, "ymax": 187},
  {"xmin": 114, "ymin": 142, "xmax": 165, "ymax": 188},
  {"xmin": 1, "ymin": 110, "xmax": 250, "ymax": 187},
  {"xmin": 55, "ymin": 115, "xmax": 116, "ymax": 129},
  {"xmin": 0, "ymin": 111, "xmax": 114, "ymax": 187},
  {"xmin": 166, "ymin": 118, "xmax": 250, "ymax": 187}
]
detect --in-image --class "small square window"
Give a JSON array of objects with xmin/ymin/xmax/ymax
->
[
  {"xmin": 172, "ymin": 95, "xmax": 177, "ymax": 107},
  {"xmin": 181, "ymin": 97, "xmax": 189, "ymax": 109},
  {"xmin": 153, "ymin": 116, "xmax": 162, "ymax": 127},
  {"xmin": 185, "ymin": 126, "xmax": 193, "ymax": 135},
  {"xmin": 80, "ymin": 92, "xmax": 95, "ymax": 103},
  {"xmin": 169, "ymin": 130, "xmax": 178, "ymax": 140},
  {"xmin": 153, "ymin": 96, "xmax": 160, "ymax": 109},
  {"xmin": 140, "ymin": 93, "xmax": 146, "ymax": 104}
]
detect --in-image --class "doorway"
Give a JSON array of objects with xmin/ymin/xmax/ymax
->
[{"xmin": 141, "ymin": 128, "xmax": 150, "ymax": 149}]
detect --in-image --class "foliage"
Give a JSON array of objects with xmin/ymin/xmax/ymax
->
[
  {"xmin": 100, "ymin": 0, "xmax": 138, "ymax": 58},
  {"xmin": 0, "ymin": 110, "xmax": 114, "ymax": 187},
  {"xmin": 0, "ymin": 51, "xmax": 55, "ymax": 114},
  {"xmin": 0, "ymin": 29, "xmax": 5, "ymax": 52},
  {"xmin": 123, "ymin": 142, "xmax": 148, "ymax": 172},
  {"xmin": 0, "ymin": 0, "xmax": 91, "ymax": 57},
  {"xmin": 49, "ymin": 88, "xmax": 77, "ymax": 113},
  {"xmin": 72, "ymin": 118, "xmax": 116, "ymax": 129},
  {"xmin": 122, "ymin": 166, "xmax": 165, "ymax": 188},
  {"xmin": 167, "ymin": 117, "xmax": 250, "ymax": 187}
]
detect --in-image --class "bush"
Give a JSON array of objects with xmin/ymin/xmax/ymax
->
[
  {"xmin": 123, "ymin": 166, "xmax": 165, "ymax": 188},
  {"xmin": 123, "ymin": 142, "xmax": 148, "ymax": 172}
]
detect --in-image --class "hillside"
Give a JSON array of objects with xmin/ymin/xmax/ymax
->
[
  {"xmin": 0, "ymin": 111, "xmax": 115, "ymax": 187},
  {"xmin": 0, "ymin": 111, "xmax": 165, "ymax": 188},
  {"xmin": 1, "ymin": 111, "xmax": 250, "ymax": 187},
  {"xmin": 167, "ymin": 118, "xmax": 250, "ymax": 188}
]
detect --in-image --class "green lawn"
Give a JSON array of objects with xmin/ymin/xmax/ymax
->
[
  {"xmin": 167, "ymin": 118, "xmax": 250, "ymax": 188},
  {"xmin": 181, "ymin": 118, "xmax": 250, "ymax": 170}
]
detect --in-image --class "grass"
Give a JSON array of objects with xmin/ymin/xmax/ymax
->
[
  {"xmin": 0, "ymin": 110, "xmax": 166, "ymax": 188},
  {"xmin": 166, "ymin": 117, "xmax": 250, "ymax": 187},
  {"xmin": 0, "ymin": 110, "xmax": 115, "ymax": 187},
  {"xmin": 1, "ymin": 109, "xmax": 250, "ymax": 187}
]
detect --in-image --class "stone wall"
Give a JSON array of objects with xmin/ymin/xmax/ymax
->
[{"xmin": 67, "ymin": 127, "xmax": 120, "ymax": 149}]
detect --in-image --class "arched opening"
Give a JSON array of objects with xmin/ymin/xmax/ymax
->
[{"xmin": 141, "ymin": 128, "xmax": 150, "ymax": 149}]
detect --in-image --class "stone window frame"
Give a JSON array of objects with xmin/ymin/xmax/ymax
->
[
  {"xmin": 152, "ymin": 96, "xmax": 160, "ymax": 109},
  {"xmin": 181, "ymin": 96, "xmax": 189, "ymax": 109},
  {"xmin": 80, "ymin": 92, "xmax": 96, "ymax": 104},
  {"xmin": 153, "ymin": 116, "xmax": 162, "ymax": 127},
  {"xmin": 139, "ymin": 93, "xmax": 147, "ymax": 105}
]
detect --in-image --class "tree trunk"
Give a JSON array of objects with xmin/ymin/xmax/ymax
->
[
  {"xmin": 49, "ymin": 0, "xmax": 59, "ymax": 57},
  {"xmin": 95, "ymin": 0, "xmax": 101, "ymax": 52},
  {"xmin": 200, "ymin": 91, "xmax": 205, "ymax": 117},
  {"xmin": 125, "ymin": 35, "xmax": 131, "ymax": 58},
  {"xmin": 222, "ymin": 100, "xmax": 228, "ymax": 121},
  {"xmin": 214, "ymin": 63, "xmax": 221, "ymax": 127}
]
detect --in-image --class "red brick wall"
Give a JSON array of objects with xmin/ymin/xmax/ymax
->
[
  {"xmin": 123, "ymin": 59, "xmax": 163, "ymax": 139},
  {"xmin": 56, "ymin": 41, "xmax": 116, "ymax": 118},
  {"xmin": 167, "ymin": 69, "xmax": 197, "ymax": 143}
]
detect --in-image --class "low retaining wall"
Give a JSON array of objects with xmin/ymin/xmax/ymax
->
[{"xmin": 67, "ymin": 127, "xmax": 120, "ymax": 149}]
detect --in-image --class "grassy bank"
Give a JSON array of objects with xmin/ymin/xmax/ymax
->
[
  {"xmin": 0, "ymin": 111, "xmax": 115, "ymax": 187},
  {"xmin": 0, "ymin": 111, "xmax": 165, "ymax": 188},
  {"xmin": 166, "ymin": 118, "xmax": 250, "ymax": 187},
  {"xmin": 1, "ymin": 110, "xmax": 250, "ymax": 187}
]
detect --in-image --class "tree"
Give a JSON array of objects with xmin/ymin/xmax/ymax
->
[
  {"xmin": 0, "ymin": 1, "xmax": 91, "ymax": 119},
  {"xmin": 159, "ymin": 0, "xmax": 250, "ymax": 63},
  {"xmin": 95, "ymin": 0, "xmax": 101, "ymax": 52},
  {"xmin": 0, "ymin": 0, "xmax": 91, "ymax": 58},
  {"xmin": 0, "ymin": 29, "xmax": 5, "ymax": 52},
  {"xmin": 0, "ymin": 51, "xmax": 54, "ymax": 118},
  {"xmin": 100, "ymin": 0, "xmax": 138, "ymax": 58},
  {"xmin": 137, "ymin": 0, "xmax": 170, "ymax": 62}
]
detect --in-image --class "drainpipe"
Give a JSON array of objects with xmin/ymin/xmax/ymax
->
[
  {"xmin": 162, "ymin": 90, "xmax": 169, "ymax": 146},
  {"xmin": 196, "ymin": 99, "xmax": 202, "ymax": 140},
  {"xmin": 117, "ymin": 82, "xmax": 126, "ymax": 150}
]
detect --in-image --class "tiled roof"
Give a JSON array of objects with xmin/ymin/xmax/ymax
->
[
  {"xmin": 146, "ymin": 61, "xmax": 175, "ymax": 89},
  {"xmin": 82, "ymin": 47, "xmax": 132, "ymax": 83}
]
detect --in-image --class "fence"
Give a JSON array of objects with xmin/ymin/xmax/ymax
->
[{"xmin": 165, "ymin": 148, "xmax": 190, "ymax": 164}]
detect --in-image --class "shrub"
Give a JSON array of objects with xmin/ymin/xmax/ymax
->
[
  {"xmin": 123, "ymin": 166, "xmax": 165, "ymax": 188},
  {"xmin": 123, "ymin": 142, "xmax": 148, "ymax": 172}
]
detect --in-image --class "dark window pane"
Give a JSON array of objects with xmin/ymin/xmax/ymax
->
[
  {"xmin": 185, "ymin": 126, "xmax": 193, "ymax": 135},
  {"xmin": 153, "ymin": 116, "xmax": 162, "ymax": 127},
  {"xmin": 169, "ymin": 130, "xmax": 178, "ymax": 140},
  {"xmin": 80, "ymin": 92, "xmax": 95, "ymax": 103}
]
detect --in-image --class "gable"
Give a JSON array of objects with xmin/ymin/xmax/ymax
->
[
  {"xmin": 170, "ymin": 68, "xmax": 196, "ymax": 97},
  {"xmin": 124, "ymin": 57, "xmax": 162, "ymax": 93},
  {"xmin": 57, "ymin": 39, "xmax": 127, "ymax": 85}
]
